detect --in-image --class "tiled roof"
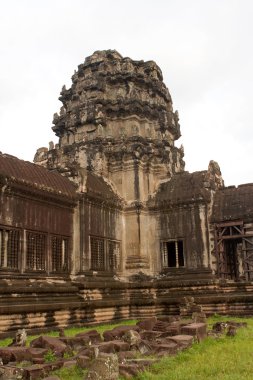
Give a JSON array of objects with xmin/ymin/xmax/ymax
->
[
  {"xmin": 211, "ymin": 183, "xmax": 253, "ymax": 222},
  {"xmin": 0, "ymin": 153, "xmax": 77, "ymax": 199},
  {"xmin": 149, "ymin": 171, "xmax": 211, "ymax": 206},
  {"xmin": 86, "ymin": 172, "xmax": 122, "ymax": 204}
]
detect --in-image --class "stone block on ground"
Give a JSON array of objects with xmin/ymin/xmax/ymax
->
[
  {"xmin": 181, "ymin": 322, "xmax": 207, "ymax": 342},
  {"xmin": 0, "ymin": 365, "xmax": 25, "ymax": 379},
  {"xmin": 117, "ymin": 350, "xmax": 138, "ymax": 363},
  {"xmin": 122, "ymin": 330, "xmax": 141, "ymax": 346},
  {"xmin": 150, "ymin": 341, "xmax": 178, "ymax": 356},
  {"xmin": 58, "ymin": 336, "xmax": 87, "ymax": 351},
  {"xmin": 152, "ymin": 320, "xmax": 171, "ymax": 332},
  {"xmin": 168, "ymin": 334, "xmax": 194, "ymax": 348},
  {"xmin": 119, "ymin": 363, "xmax": 141, "ymax": 379},
  {"xmin": 0, "ymin": 347, "xmax": 29, "ymax": 364},
  {"xmin": 30, "ymin": 336, "xmax": 67, "ymax": 356},
  {"xmin": 139, "ymin": 330, "xmax": 161, "ymax": 341},
  {"xmin": 75, "ymin": 329, "xmax": 102, "ymax": 344},
  {"xmin": 85, "ymin": 353, "xmax": 119, "ymax": 380},
  {"xmin": 23, "ymin": 363, "xmax": 53, "ymax": 380},
  {"xmin": 27, "ymin": 348, "xmax": 49, "ymax": 358},
  {"xmin": 76, "ymin": 354, "xmax": 91, "ymax": 369},
  {"xmin": 103, "ymin": 325, "xmax": 139, "ymax": 342},
  {"xmin": 93, "ymin": 340, "xmax": 130, "ymax": 354},
  {"xmin": 137, "ymin": 317, "xmax": 157, "ymax": 331},
  {"xmin": 136, "ymin": 340, "xmax": 153, "ymax": 355}
]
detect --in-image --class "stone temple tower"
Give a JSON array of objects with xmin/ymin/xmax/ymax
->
[
  {"xmin": 35, "ymin": 50, "xmax": 184, "ymax": 200},
  {"xmin": 35, "ymin": 50, "xmax": 185, "ymax": 275}
]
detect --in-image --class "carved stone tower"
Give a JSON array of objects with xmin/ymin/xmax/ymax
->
[{"xmin": 35, "ymin": 50, "xmax": 185, "ymax": 275}]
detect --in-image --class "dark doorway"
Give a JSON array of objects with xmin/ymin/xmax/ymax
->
[{"xmin": 223, "ymin": 239, "xmax": 241, "ymax": 280}]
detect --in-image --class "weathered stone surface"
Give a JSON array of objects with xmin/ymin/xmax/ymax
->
[
  {"xmin": 23, "ymin": 364, "xmax": 53, "ymax": 380},
  {"xmin": 168, "ymin": 334, "xmax": 194, "ymax": 348},
  {"xmin": 119, "ymin": 363, "xmax": 140, "ymax": 378},
  {"xmin": 136, "ymin": 340, "xmax": 153, "ymax": 355},
  {"xmin": 181, "ymin": 323, "xmax": 207, "ymax": 342},
  {"xmin": 137, "ymin": 317, "xmax": 157, "ymax": 331},
  {"xmin": 0, "ymin": 347, "xmax": 29, "ymax": 364},
  {"xmin": 122, "ymin": 330, "xmax": 141, "ymax": 346},
  {"xmin": 0, "ymin": 365, "xmax": 25, "ymax": 379},
  {"xmin": 30, "ymin": 336, "xmax": 67, "ymax": 356},
  {"xmin": 75, "ymin": 329, "xmax": 102, "ymax": 344},
  {"xmin": 85, "ymin": 353, "xmax": 119, "ymax": 380},
  {"xmin": 76, "ymin": 354, "xmax": 91, "ymax": 369},
  {"xmin": 139, "ymin": 330, "xmax": 162, "ymax": 341},
  {"xmin": 103, "ymin": 325, "xmax": 139, "ymax": 342},
  {"xmin": 93, "ymin": 340, "xmax": 130, "ymax": 354},
  {"xmin": 151, "ymin": 341, "xmax": 178, "ymax": 355}
]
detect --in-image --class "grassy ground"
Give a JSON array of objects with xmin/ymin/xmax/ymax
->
[
  {"xmin": 1, "ymin": 316, "xmax": 253, "ymax": 379},
  {"xmin": 137, "ymin": 315, "xmax": 253, "ymax": 380}
]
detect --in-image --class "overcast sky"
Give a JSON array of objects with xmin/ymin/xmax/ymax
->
[{"xmin": 0, "ymin": 0, "xmax": 252, "ymax": 186}]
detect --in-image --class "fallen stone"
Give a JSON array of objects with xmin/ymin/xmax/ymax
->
[
  {"xmin": 153, "ymin": 320, "xmax": 171, "ymax": 332},
  {"xmin": 27, "ymin": 347, "xmax": 48, "ymax": 359},
  {"xmin": 0, "ymin": 347, "xmax": 29, "ymax": 364},
  {"xmin": 137, "ymin": 340, "xmax": 153, "ymax": 355},
  {"xmin": 93, "ymin": 340, "xmax": 130, "ymax": 354},
  {"xmin": 85, "ymin": 353, "xmax": 119, "ymax": 380},
  {"xmin": 122, "ymin": 330, "xmax": 141, "ymax": 346},
  {"xmin": 226, "ymin": 325, "xmax": 237, "ymax": 337},
  {"xmin": 75, "ymin": 329, "xmax": 102, "ymax": 344},
  {"xmin": 119, "ymin": 363, "xmax": 141, "ymax": 378},
  {"xmin": 76, "ymin": 354, "xmax": 90, "ymax": 369},
  {"xmin": 58, "ymin": 336, "xmax": 87, "ymax": 351},
  {"xmin": 0, "ymin": 365, "xmax": 25, "ymax": 380},
  {"xmin": 30, "ymin": 336, "xmax": 67, "ymax": 356},
  {"xmin": 139, "ymin": 330, "xmax": 161, "ymax": 341},
  {"xmin": 137, "ymin": 317, "xmax": 157, "ymax": 331},
  {"xmin": 150, "ymin": 341, "xmax": 178, "ymax": 355},
  {"xmin": 212, "ymin": 322, "xmax": 227, "ymax": 333},
  {"xmin": 117, "ymin": 350, "xmax": 138, "ymax": 363},
  {"xmin": 168, "ymin": 334, "xmax": 194, "ymax": 348},
  {"xmin": 103, "ymin": 325, "xmax": 139, "ymax": 342},
  {"xmin": 181, "ymin": 323, "xmax": 207, "ymax": 342},
  {"xmin": 23, "ymin": 363, "xmax": 52, "ymax": 380}
]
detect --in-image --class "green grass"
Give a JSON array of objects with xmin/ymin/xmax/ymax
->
[{"xmin": 137, "ymin": 316, "xmax": 253, "ymax": 380}]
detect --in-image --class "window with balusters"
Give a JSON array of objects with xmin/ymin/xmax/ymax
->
[
  {"xmin": 161, "ymin": 239, "xmax": 184, "ymax": 268},
  {"xmin": 0, "ymin": 228, "xmax": 20, "ymax": 270},
  {"xmin": 90, "ymin": 236, "xmax": 120, "ymax": 272},
  {"xmin": 51, "ymin": 236, "xmax": 69, "ymax": 273},
  {"xmin": 26, "ymin": 232, "xmax": 46, "ymax": 271}
]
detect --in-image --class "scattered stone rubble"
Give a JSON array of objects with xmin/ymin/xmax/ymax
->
[{"xmin": 0, "ymin": 315, "xmax": 247, "ymax": 380}]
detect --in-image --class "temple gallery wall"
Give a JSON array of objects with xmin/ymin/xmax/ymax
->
[{"xmin": 1, "ymin": 50, "xmax": 253, "ymax": 334}]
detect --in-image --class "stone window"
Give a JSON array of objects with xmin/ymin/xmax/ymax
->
[
  {"xmin": 0, "ymin": 228, "xmax": 20, "ymax": 270},
  {"xmin": 90, "ymin": 236, "xmax": 120, "ymax": 271},
  {"xmin": 51, "ymin": 236, "xmax": 69, "ymax": 273},
  {"xmin": 26, "ymin": 232, "xmax": 46, "ymax": 271},
  {"xmin": 161, "ymin": 240, "xmax": 184, "ymax": 268}
]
